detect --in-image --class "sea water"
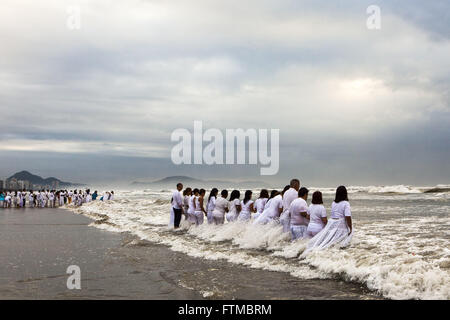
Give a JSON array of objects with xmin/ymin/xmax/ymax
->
[{"xmin": 66, "ymin": 185, "xmax": 450, "ymax": 300}]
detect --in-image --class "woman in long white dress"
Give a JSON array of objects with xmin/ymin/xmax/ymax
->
[
  {"xmin": 302, "ymin": 186, "xmax": 353, "ymax": 256},
  {"xmin": 206, "ymin": 188, "xmax": 218, "ymax": 224},
  {"xmin": 253, "ymin": 189, "xmax": 269, "ymax": 220},
  {"xmin": 212, "ymin": 190, "xmax": 229, "ymax": 225},
  {"xmin": 254, "ymin": 190, "xmax": 282, "ymax": 224},
  {"xmin": 187, "ymin": 189, "xmax": 198, "ymax": 225},
  {"xmin": 193, "ymin": 189, "xmax": 207, "ymax": 225},
  {"xmin": 226, "ymin": 190, "xmax": 241, "ymax": 222},
  {"xmin": 239, "ymin": 190, "xmax": 254, "ymax": 221},
  {"xmin": 183, "ymin": 188, "xmax": 192, "ymax": 221},
  {"xmin": 306, "ymin": 191, "xmax": 327, "ymax": 238}
]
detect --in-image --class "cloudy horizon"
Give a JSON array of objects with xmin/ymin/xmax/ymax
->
[{"xmin": 1, "ymin": 0, "xmax": 449, "ymax": 187}]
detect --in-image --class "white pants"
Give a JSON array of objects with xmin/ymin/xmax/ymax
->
[
  {"xmin": 306, "ymin": 223, "xmax": 324, "ymax": 238},
  {"xmin": 291, "ymin": 225, "xmax": 308, "ymax": 240}
]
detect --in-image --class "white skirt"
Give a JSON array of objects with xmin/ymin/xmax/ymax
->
[
  {"xmin": 302, "ymin": 218, "xmax": 353, "ymax": 256},
  {"xmin": 207, "ymin": 210, "xmax": 214, "ymax": 224},
  {"xmin": 226, "ymin": 211, "xmax": 237, "ymax": 222},
  {"xmin": 238, "ymin": 211, "xmax": 251, "ymax": 221}
]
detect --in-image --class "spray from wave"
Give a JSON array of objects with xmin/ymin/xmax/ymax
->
[{"xmin": 66, "ymin": 187, "xmax": 450, "ymax": 300}]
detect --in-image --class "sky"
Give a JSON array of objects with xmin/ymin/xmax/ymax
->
[{"xmin": 0, "ymin": 0, "xmax": 449, "ymax": 187}]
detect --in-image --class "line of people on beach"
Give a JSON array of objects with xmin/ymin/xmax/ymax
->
[
  {"xmin": 170, "ymin": 179, "xmax": 353, "ymax": 253},
  {"xmin": 0, "ymin": 189, "xmax": 115, "ymax": 208}
]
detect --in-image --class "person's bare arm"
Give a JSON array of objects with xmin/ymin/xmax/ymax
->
[
  {"xmin": 236, "ymin": 204, "xmax": 242, "ymax": 213},
  {"xmin": 321, "ymin": 217, "xmax": 328, "ymax": 224},
  {"xmin": 300, "ymin": 211, "xmax": 308, "ymax": 217},
  {"xmin": 200, "ymin": 197, "xmax": 207, "ymax": 215},
  {"xmin": 249, "ymin": 203, "xmax": 254, "ymax": 213},
  {"xmin": 345, "ymin": 216, "xmax": 352, "ymax": 235}
]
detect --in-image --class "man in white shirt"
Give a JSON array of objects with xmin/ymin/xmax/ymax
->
[
  {"xmin": 280, "ymin": 178, "xmax": 300, "ymax": 233},
  {"xmin": 171, "ymin": 183, "xmax": 184, "ymax": 229}
]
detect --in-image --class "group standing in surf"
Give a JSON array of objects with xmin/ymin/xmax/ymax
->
[
  {"xmin": 170, "ymin": 179, "xmax": 353, "ymax": 253},
  {"xmin": 0, "ymin": 189, "xmax": 115, "ymax": 208}
]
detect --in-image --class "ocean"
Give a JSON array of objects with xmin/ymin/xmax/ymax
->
[{"xmin": 66, "ymin": 185, "xmax": 450, "ymax": 300}]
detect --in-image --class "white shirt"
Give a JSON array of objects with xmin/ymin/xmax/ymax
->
[
  {"xmin": 228, "ymin": 198, "xmax": 241, "ymax": 215},
  {"xmin": 282, "ymin": 188, "xmax": 298, "ymax": 213},
  {"xmin": 267, "ymin": 195, "xmax": 283, "ymax": 219},
  {"xmin": 308, "ymin": 204, "xmax": 327, "ymax": 226},
  {"xmin": 254, "ymin": 198, "xmax": 268, "ymax": 213},
  {"xmin": 213, "ymin": 197, "xmax": 229, "ymax": 216},
  {"xmin": 240, "ymin": 199, "xmax": 254, "ymax": 213},
  {"xmin": 171, "ymin": 190, "xmax": 183, "ymax": 209},
  {"xmin": 330, "ymin": 201, "xmax": 351, "ymax": 219},
  {"xmin": 207, "ymin": 196, "xmax": 216, "ymax": 212},
  {"xmin": 289, "ymin": 197, "xmax": 309, "ymax": 226}
]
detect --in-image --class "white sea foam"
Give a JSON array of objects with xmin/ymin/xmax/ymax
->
[{"xmin": 66, "ymin": 188, "xmax": 450, "ymax": 300}]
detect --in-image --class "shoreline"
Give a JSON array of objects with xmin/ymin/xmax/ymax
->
[{"xmin": 0, "ymin": 207, "xmax": 383, "ymax": 299}]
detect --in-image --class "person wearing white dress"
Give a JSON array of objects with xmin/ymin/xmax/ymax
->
[
  {"xmin": 280, "ymin": 179, "xmax": 300, "ymax": 233},
  {"xmin": 226, "ymin": 190, "xmax": 241, "ymax": 222},
  {"xmin": 253, "ymin": 189, "xmax": 269, "ymax": 221},
  {"xmin": 183, "ymin": 188, "xmax": 192, "ymax": 221},
  {"xmin": 212, "ymin": 190, "xmax": 229, "ymax": 225},
  {"xmin": 206, "ymin": 188, "xmax": 218, "ymax": 224},
  {"xmin": 303, "ymin": 186, "xmax": 353, "ymax": 256},
  {"xmin": 253, "ymin": 190, "xmax": 279, "ymax": 224},
  {"xmin": 193, "ymin": 189, "xmax": 206, "ymax": 226},
  {"xmin": 306, "ymin": 191, "xmax": 327, "ymax": 238},
  {"xmin": 239, "ymin": 190, "xmax": 254, "ymax": 221},
  {"xmin": 289, "ymin": 187, "xmax": 309, "ymax": 240},
  {"xmin": 188, "ymin": 189, "xmax": 199, "ymax": 225}
]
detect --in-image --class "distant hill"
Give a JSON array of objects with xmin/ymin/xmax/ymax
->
[
  {"xmin": 7, "ymin": 171, "xmax": 83, "ymax": 187},
  {"xmin": 131, "ymin": 175, "xmax": 271, "ymax": 188}
]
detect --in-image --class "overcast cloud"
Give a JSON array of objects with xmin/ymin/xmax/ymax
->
[{"xmin": 0, "ymin": 0, "xmax": 449, "ymax": 186}]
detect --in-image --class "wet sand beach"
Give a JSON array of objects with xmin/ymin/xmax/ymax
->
[{"xmin": 0, "ymin": 207, "xmax": 381, "ymax": 299}]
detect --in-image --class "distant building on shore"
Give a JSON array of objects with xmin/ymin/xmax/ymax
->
[{"xmin": 0, "ymin": 180, "xmax": 4, "ymax": 190}]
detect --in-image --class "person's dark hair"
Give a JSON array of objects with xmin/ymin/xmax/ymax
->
[
  {"xmin": 199, "ymin": 188, "xmax": 206, "ymax": 196},
  {"xmin": 193, "ymin": 188, "xmax": 199, "ymax": 194},
  {"xmin": 243, "ymin": 190, "xmax": 252, "ymax": 204},
  {"xmin": 290, "ymin": 179, "xmax": 300, "ymax": 187},
  {"xmin": 176, "ymin": 183, "xmax": 183, "ymax": 188},
  {"xmin": 334, "ymin": 186, "xmax": 348, "ymax": 203},
  {"xmin": 298, "ymin": 187, "xmax": 309, "ymax": 198},
  {"xmin": 220, "ymin": 189, "xmax": 228, "ymax": 198},
  {"xmin": 281, "ymin": 185, "xmax": 290, "ymax": 196},
  {"xmin": 208, "ymin": 188, "xmax": 218, "ymax": 202},
  {"xmin": 269, "ymin": 190, "xmax": 279, "ymax": 199},
  {"xmin": 184, "ymin": 187, "xmax": 192, "ymax": 196},
  {"xmin": 229, "ymin": 190, "xmax": 240, "ymax": 201},
  {"xmin": 311, "ymin": 191, "xmax": 323, "ymax": 204},
  {"xmin": 259, "ymin": 189, "xmax": 269, "ymax": 199}
]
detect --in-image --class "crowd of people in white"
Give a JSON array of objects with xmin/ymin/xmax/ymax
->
[
  {"xmin": 170, "ymin": 179, "xmax": 353, "ymax": 253},
  {"xmin": 0, "ymin": 189, "xmax": 115, "ymax": 208}
]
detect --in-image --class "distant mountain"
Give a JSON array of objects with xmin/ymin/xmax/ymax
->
[
  {"xmin": 7, "ymin": 171, "xmax": 83, "ymax": 187},
  {"xmin": 131, "ymin": 175, "xmax": 271, "ymax": 188}
]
